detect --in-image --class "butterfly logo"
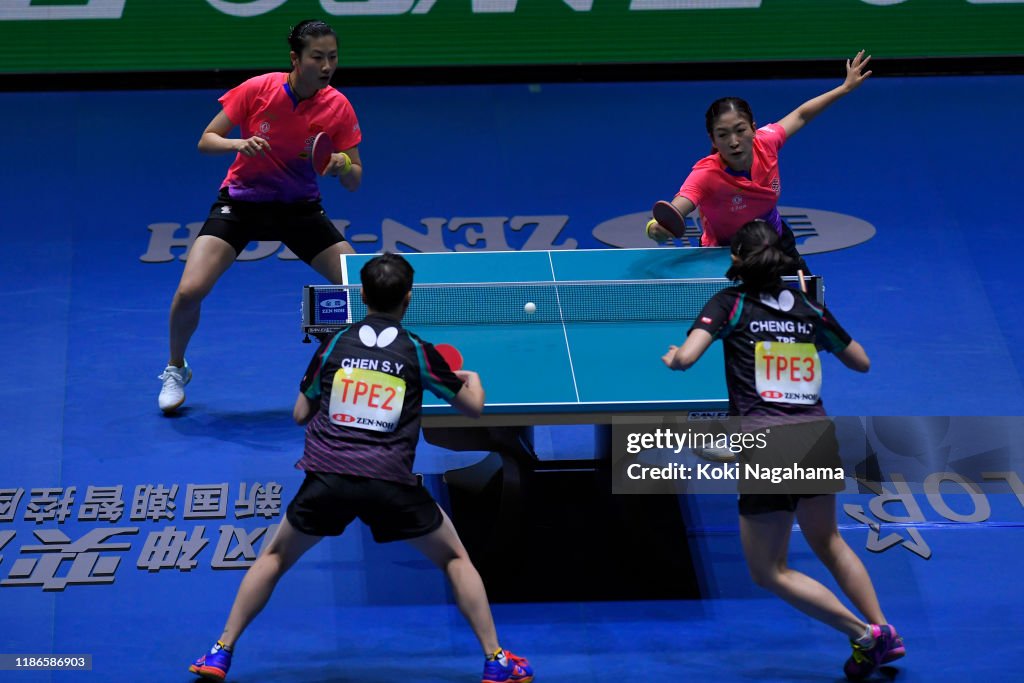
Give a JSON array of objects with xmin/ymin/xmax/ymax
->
[
  {"xmin": 759, "ymin": 290, "xmax": 795, "ymax": 312},
  {"xmin": 358, "ymin": 325, "xmax": 398, "ymax": 348}
]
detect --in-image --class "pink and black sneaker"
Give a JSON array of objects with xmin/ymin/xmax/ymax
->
[{"xmin": 844, "ymin": 624, "xmax": 905, "ymax": 680}]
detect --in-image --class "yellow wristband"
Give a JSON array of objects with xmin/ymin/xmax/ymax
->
[
  {"xmin": 339, "ymin": 152, "xmax": 352, "ymax": 175},
  {"xmin": 645, "ymin": 218, "xmax": 658, "ymax": 239}
]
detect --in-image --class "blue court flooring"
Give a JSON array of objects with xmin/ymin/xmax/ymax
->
[{"xmin": 1, "ymin": 74, "xmax": 1022, "ymax": 681}]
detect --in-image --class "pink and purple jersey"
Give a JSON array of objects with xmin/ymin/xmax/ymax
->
[
  {"xmin": 218, "ymin": 72, "xmax": 362, "ymax": 203},
  {"xmin": 678, "ymin": 123, "xmax": 787, "ymax": 247}
]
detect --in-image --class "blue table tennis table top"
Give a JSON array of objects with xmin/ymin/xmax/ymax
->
[{"xmin": 339, "ymin": 248, "xmax": 734, "ymax": 424}]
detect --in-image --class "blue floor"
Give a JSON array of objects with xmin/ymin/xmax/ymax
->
[{"xmin": 1, "ymin": 75, "xmax": 1022, "ymax": 681}]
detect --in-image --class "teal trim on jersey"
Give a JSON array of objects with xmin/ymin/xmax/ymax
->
[
  {"xmin": 799, "ymin": 291, "xmax": 825, "ymax": 316},
  {"xmin": 411, "ymin": 337, "xmax": 457, "ymax": 402},
  {"xmin": 304, "ymin": 328, "xmax": 348, "ymax": 400},
  {"xmin": 717, "ymin": 292, "xmax": 746, "ymax": 340},
  {"xmin": 799, "ymin": 293, "xmax": 848, "ymax": 353},
  {"xmin": 818, "ymin": 328, "xmax": 849, "ymax": 354}
]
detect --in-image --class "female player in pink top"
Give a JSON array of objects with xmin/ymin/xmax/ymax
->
[
  {"xmin": 646, "ymin": 51, "xmax": 873, "ymax": 274},
  {"xmin": 159, "ymin": 19, "xmax": 364, "ymax": 414}
]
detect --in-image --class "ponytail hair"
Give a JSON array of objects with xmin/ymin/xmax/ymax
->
[{"xmin": 726, "ymin": 220, "xmax": 798, "ymax": 290}]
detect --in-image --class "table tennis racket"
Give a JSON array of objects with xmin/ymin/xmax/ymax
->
[
  {"xmin": 311, "ymin": 132, "xmax": 334, "ymax": 176},
  {"xmin": 434, "ymin": 343, "xmax": 463, "ymax": 372},
  {"xmin": 652, "ymin": 200, "xmax": 686, "ymax": 238}
]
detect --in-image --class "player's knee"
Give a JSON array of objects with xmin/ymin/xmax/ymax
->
[
  {"xmin": 813, "ymin": 533, "xmax": 848, "ymax": 565},
  {"xmin": 174, "ymin": 280, "xmax": 211, "ymax": 308},
  {"xmin": 441, "ymin": 549, "xmax": 466, "ymax": 567},
  {"xmin": 260, "ymin": 541, "xmax": 298, "ymax": 570},
  {"xmin": 438, "ymin": 549, "xmax": 473, "ymax": 574},
  {"xmin": 747, "ymin": 565, "xmax": 781, "ymax": 590}
]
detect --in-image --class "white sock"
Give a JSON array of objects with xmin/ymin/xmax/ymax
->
[{"xmin": 854, "ymin": 625, "xmax": 875, "ymax": 647}]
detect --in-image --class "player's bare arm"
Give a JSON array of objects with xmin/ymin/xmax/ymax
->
[
  {"xmin": 198, "ymin": 110, "xmax": 271, "ymax": 156},
  {"xmin": 336, "ymin": 145, "xmax": 363, "ymax": 191},
  {"xmin": 449, "ymin": 370, "xmax": 485, "ymax": 418},
  {"xmin": 835, "ymin": 340, "xmax": 871, "ymax": 373},
  {"xmin": 778, "ymin": 51, "xmax": 872, "ymax": 138},
  {"xmin": 293, "ymin": 392, "xmax": 319, "ymax": 424},
  {"xmin": 662, "ymin": 329, "xmax": 714, "ymax": 371}
]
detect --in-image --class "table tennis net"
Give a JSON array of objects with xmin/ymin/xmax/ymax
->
[{"xmin": 308, "ymin": 277, "xmax": 817, "ymax": 326}]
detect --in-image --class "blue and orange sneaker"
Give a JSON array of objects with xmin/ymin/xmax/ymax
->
[
  {"xmin": 188, "ymin": 641, "xmax": 232, "ymax": 681},
  {"xmin": 482, "ymin": 649, "xmax": 533, "ymax": 683},
  {"xmin": 844, "ymin": 624, "xmax": 905, "ymax": 680}
]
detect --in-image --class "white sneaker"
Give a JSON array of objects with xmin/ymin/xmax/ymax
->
[{"xmin": 158, "ymin": 360, "xmax": 192, "ymax": 413}]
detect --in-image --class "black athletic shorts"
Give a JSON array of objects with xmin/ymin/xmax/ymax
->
[
  {"xmin": 286, "ymin": 471, "xmax": 443, "ymax": 543},
  {"xmin": 737, "ymin": 417, "xmax": 843, "ymax": 516},
  {"xmin": 738, "ymin": 492, "xmax": 829, "ymax": 516},
  {"xmin": 197, "ymin": 188, "xmax": 347, "ymax": 264}
]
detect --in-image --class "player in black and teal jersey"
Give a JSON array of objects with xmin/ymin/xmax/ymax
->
[
  {"xmin": 662, "ymin": 219, "xmax": 904, "ymax": 681},
  {"xmin": 188, "ymin": 253, "xmax": 532, "ymax": 683}
]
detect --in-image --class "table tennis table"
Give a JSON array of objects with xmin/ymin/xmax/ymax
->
[
  {"xmin": 302, "ymin": 248, "xmax": 822, "ymax": 427},
  {"xmin": 301, "ymin": 249, "xmax": 822, "ymax": 602}
]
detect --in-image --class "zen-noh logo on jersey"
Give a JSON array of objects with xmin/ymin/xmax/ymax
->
[{"xmin": 594, "ymin": 206, "xmax": 876, "ymax": 254}]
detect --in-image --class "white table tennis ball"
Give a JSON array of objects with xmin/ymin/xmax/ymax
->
[{"xmin": 524, "ymin": 302, "xmax": 537, "ymax": 314}]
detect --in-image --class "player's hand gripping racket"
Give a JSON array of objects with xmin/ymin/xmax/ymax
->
[
  {"xmin": 652, "ymin": 200, "xmax": 686, "ymax": 238},
  {"xmin": 434, "ymin": 343, "xmax": 463, "ymax": 372},
  {"xmin": 311, "ymin": 132, "xmax": 334, "ymax": 176}
]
